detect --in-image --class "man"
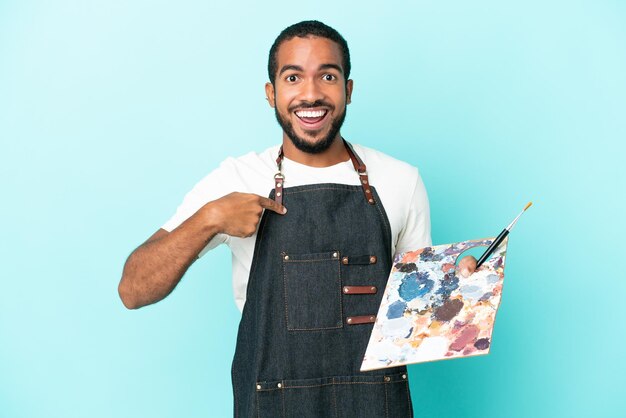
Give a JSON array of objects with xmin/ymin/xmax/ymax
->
[{"xmin": 119, "ymin": 20, "xmax": 477, "ymax": 417}]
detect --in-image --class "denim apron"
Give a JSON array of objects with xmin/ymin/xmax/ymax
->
[{"xmin": 232, "ymin": 140, "xmax": 413, "ymax": 418}]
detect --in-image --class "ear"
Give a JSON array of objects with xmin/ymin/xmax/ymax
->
[
  {"xmin": 345, "ymin": 79, "xmax": 353, "ymax": 104},
  {"xmin": 265, "ymin": 82, "xmax": 276, "ymax": 108}
]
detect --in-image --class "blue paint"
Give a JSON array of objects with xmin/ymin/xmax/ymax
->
[
  {"xmin": 419, "ymin": 247, "xmax": 443, "ymax": 261},
  {"xmin": 479, "ymin": 292, "xmax": 493, "ymax": 301},
  {"xmin": 404, "ymin": 327, "xmax": 413, "ymax": 339},
  {"xmin": 399, "ymin": 271, "xmax": 434, "ymax": 301},
  {"xmin": 387, "ymin": 300, "xmax": 407, "ymax": 319},
  {"xmin": 459, "ymin": 285, "xmax": 483, "ymax": 299},
  {"xmin": 461, "ymin": 285, "xmax": 481, "ymax": 293},
  {"xmin": 487, "ymin": 274, "xmax": 500, "ymax": 284},
  {"xmin": 436, "ymin": 272, "xmax": 459, "ymax": 298},
  {"xmin": 419, "ymin": 247, "xmax": 435, "ymax": 261}
]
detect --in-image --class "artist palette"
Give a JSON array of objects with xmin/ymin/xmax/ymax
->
[{"xmin": 361, "ymin": 238, "xmax": 508, "ymax": 371}]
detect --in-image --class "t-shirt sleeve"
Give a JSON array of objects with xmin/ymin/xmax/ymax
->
[
  {"xmin": 395, "ymin": 169, "xmax": 432, "ymax": 253},
  {"xmin": 161, "ymin": 163, "xmax": 232, "ymax": 256}
]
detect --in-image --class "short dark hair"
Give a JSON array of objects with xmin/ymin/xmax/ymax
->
[{"xmin": 267, "ymin": 20, "xmax": 351, "ymax": 85}]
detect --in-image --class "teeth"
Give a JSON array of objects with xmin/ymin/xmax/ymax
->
[{"xmin": 296, "ymin": 110, "xmax": 326, "ymax": 118}]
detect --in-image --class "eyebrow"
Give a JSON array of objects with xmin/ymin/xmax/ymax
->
[
  {"xmin": 319, "ymin": 63, "xmax": 343, "ymax": 73},
  {"xmin": 278, "ymin": 63, "xmax": 344, "ymax": 76}
]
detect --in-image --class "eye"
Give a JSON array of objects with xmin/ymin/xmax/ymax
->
[
  {"xmin": 286, "ymin": 75, "xmax": 298, "ymax": 83},
  {"xmin": 323, "ymin": 74, "xmax": 337, "ymax": 81}
]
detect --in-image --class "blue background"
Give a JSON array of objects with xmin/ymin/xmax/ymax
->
[{"xmin": 1, "ymin": 1, "xmax": 624, "ymax": 417}]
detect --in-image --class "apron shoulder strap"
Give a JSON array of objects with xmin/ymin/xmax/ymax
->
[
  {"xmin": 274, "ymin": 138, "xmax": 376, "ymax": 206},
  {"xmin": 343, "ymin": 139, "xmax": 375, "ymax": 205}
]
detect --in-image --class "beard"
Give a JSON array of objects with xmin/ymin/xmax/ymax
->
[{"xmin": 274, "ymin": 99, "xmax": 347, "ymax": 154}]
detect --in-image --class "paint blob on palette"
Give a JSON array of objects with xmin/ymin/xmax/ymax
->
[{"xmin": 361, "ymin": 238, "xmax": 508, "ymax": 371}]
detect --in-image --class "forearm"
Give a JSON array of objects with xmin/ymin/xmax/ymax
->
[
  {"xmin": 118, "ymin": 210, "xmax": 219, "ymax": 309},
  {"xmin": 118, "ymin": 191, "xmax": 285, "ymax": 309}
]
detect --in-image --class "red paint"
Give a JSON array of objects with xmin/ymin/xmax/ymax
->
[{"xmin": 449, "ymin": 325, "xmax": 480, "ymax": 351}]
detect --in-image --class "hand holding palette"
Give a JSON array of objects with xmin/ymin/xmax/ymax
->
[
  {"xmin": 361, "ymin": 238, "xmax": 508, "ymax": 371},
  {"xmin": 361, "ymin": 202, "xmax": 532, "ymax": 371}
]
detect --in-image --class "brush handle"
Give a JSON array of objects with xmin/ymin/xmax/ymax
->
[{"xmin": 475, "ymin": 229, "xmax": 509, "ymax": 268}]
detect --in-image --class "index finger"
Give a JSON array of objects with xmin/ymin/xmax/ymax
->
[{"xmin": 258, "ymin": 195, "xmax": 287, "ymax": 215}]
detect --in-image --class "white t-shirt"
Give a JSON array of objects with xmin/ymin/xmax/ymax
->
[{"xmin": 162, "ymin": 143, "xmax": 431, "ymax": 312}]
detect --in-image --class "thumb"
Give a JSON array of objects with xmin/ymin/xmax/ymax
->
[{"xmin": 458, "ymin": 255, "xmax": 477, "ymax": 278}]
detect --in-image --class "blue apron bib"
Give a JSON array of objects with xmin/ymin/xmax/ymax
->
[{"xmin": 231, "ymin": 140, "xmax": 413, "ymax": 417}]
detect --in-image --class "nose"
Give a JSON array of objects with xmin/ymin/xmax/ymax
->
[{"xmin": 298, "ymin": 77, "xmax": 325, "ymax": 104}]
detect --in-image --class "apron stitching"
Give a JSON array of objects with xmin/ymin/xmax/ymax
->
[
  {"xmin": 251, "ymin": 211, "xmax": 270, "ymax": 414},
  {"xmin": 287, "ymin": 325, "xmax": 343, "ymax": 331},
  {"xmin": 406, "ymin": 378, "xmax": 413, "ymax": 418},
  {"xmin": 232, "ymin": 363, "xmax": 239, "ymax": 418},
  {"xmin": 282, "ymin": 257, "xmax": 290, "ymax": 334},
  {"xmin": 256, "ymin": 380, "xmax": 400, "ymax": 391},
  {"xmin": 337, "ymin": 256, "xmax": 343, "ymax": 327},
  {"xmin": 249, "ymin": 208, "xmax": 270, "ymax": 280},
  {"xmin": 384, "ymin": 380, "xmax": 389, "ymax": 418},
  {"xmin": 332, "ymin": 379, "xmax": 338, "ymax": 418},
  {"xmin": 372, "ymin": 188, "xmax": 393, "ymax": 259},
  {"xmin": 281, "ymin": 383, "xmax": 286, "ymax": 418},
  {"xmin": 285, "ymin": 187, "xmax": 361, "ymax": 195},
  {"xmin": 255, "ymin": 387, "xmax": 260, "ymax": 418},
  {"xmin": 274, "ymin": 381, "xmax": 392, "ymax": 389}
]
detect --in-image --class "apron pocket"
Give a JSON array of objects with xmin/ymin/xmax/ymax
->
[
  {"xmin": 282, "ymin": 251, "xmax": 342, "ymax": 331},
  {"xmin": 256, "ymin": 373, "xmax": 412, "ymax": 418},
  {"xmin": 333, "ymin": 372, "xmax": 412, "ymax": 418}
]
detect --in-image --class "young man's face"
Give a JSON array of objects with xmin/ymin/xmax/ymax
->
[{"xmin": 266, "ymin": 36, "xmax": 353, "ymax": 154}]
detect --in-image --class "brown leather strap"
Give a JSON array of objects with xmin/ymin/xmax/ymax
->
[
  {"xmin": 341, "ymin": 255, "xmax": 377, "ymax": 265},
  {"xmin": 274, "ymin": 173, "xmax": 284, "ymax": 206},
  {"xmin": 274, "ymin": 138, "xmax": 375, "ymax": 205},
  {"xmin": 343, "ymin": 139, "xmax": 375, "ymax": 205},
  {"xmin": 273, "ymin": 147, "xmax": 285, "ymax": 206},
  {"xmin": 346, "ymin": 315, "xmax": 376, "ymax": 325},
  {"xmin": 343, "ymin": 286, "xmax": 377, "ymax": 295},
  {"xmin": 342, "ymin": 139, "xmax": 366, "ymax": 172}
]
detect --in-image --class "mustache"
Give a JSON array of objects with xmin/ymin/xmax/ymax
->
[{"xmin": 289, "ymin": 100, "xmax": 333, "ymax": 112}]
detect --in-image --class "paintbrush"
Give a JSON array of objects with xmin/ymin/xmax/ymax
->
[{"xmin": 475, "ymin": 202, "xmax": 533, "ymax": 269}]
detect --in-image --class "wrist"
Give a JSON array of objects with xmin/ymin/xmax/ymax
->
[{"xmin": 197, "ymin": 201, "xmax": 224, "ymax": 236}]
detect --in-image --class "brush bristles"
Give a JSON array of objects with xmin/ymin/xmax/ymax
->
[{"xmin": 524, "ymin": 202, "xmax": 533, "ymax": 211}]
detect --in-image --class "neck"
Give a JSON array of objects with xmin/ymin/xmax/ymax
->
[{"xmin": 281, "ymin": 134, "xmax": 350, "ymax": 167}]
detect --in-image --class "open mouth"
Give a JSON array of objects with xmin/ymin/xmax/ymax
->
[{"xmin": 294, "ymin": 108, "xmax": 329, "ymax": 130}]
